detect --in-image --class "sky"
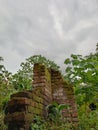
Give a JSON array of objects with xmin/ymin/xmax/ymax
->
[{"xmin": 0, "ymin": 0, "xmax": 98, "ymax": 73}]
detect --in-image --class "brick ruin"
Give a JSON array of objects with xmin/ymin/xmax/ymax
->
[{"xmin": 4, "ymin": 63, "xmax": 78, "ymax": 130}]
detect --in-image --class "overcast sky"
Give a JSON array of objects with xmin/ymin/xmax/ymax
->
[{"xmin": 0, "ymin": 0, "xmax": 98, "ymax": 73}]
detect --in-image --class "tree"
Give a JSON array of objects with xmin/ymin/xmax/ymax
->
[
  {"xmin": 12, "ymin": 55, "xmax": 60, "ymax": 90},
  {"xmin": 0, "ymin": 56, "xmax": 16, "ymax": 130},
  {"xmin": 64, "ymin": 44, "xmax": 98, "ymax": 111},
  {"xmin": 0, "ymin": 57, "xmax": 14, "ymax": 110}
]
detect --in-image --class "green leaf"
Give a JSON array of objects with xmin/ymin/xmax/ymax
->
[
  {"xmin": 72, "ymin": 59, "xmax": 80, "ymax": 66},
  {"xmin": 71, "ymin": 54, "xmax": 78, "ymax": 59},
  {"xmin": 64, "ymin": 58, "xmax": 71, "ymax": 64},
  {"xmin": 65, "ymin": 66, "xmax": 72, "ymax": 72},
  {"xmin": 58, "ymin": 104, "xmax": 69, "ymax": 111}
]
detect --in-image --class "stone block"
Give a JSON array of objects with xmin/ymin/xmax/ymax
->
[
  {"xmin": 5, "ymin": 112, "xmax": 34, "ymax": 125},
  {"xmin": 11, "ymin": 91, "xmax": 33, "ymax": 99},
  {"xmin": 8, "ymin": 97, "xmax": 32, "ymax": 107}
]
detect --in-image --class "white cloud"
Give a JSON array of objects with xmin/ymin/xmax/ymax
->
[
  {"xmin": 49, "ymin": 4, "xmax": 65, "ymax": 39},
  {"xmin": 0, "ymin": 0, "xmax": 98, "ymax": 73}
]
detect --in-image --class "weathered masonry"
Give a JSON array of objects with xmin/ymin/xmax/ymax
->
[{"xmin": 4, "ymin": 63, "xmax": 78, "ymax": 130}]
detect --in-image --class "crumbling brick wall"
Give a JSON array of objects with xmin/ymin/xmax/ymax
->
[
  {"xmin": 51, "ymin": 69, "xmax": 78, "ymax": 123},
  {"xmin": 4, "ymin": 63, "xmax": 78, "ymax": 130}
]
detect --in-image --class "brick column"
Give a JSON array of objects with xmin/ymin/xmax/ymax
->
[{"xmin": 33, "ymin": 63, "xmax": 52, "ymax": 117}]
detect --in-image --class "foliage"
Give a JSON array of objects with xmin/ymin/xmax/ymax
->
[
  {"xmin": 64, "ymin": 44, "xmax": 98, "ymax": 110},
  {"xmin": 46, "ymin": 102, "xmax": 69, "ymax": 123},
  {"xmin": 30, "ymin": 111, "xmax": 98, "ymax": 130},
  {"xmin": 78, "ymin": 111, "xmax": 98, "ymax": 130},
  {"xmin": 25, "ymin": 55, "xmax": 60, "ymax": 71},
  {"xmin": 0, "ymin": 112, "xmax": 7, "ymax": 130},
  {"xmin": 31, "ymin": 116, "xmax": 46, "ymax": 130},
  {"xmin": 30, "ymin": 115, "xmax": 77, "ymax": 130},
  {"xmin": 0, "ymin": 58, "xmax": 16, "ymax": 111},
  {"xmin": 64, "ymin": 44, "xmax": 98, "ymax": 129},
  {"xmin": 0, "ymin": 57, "xmax": 17, "ymax": 130}
]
